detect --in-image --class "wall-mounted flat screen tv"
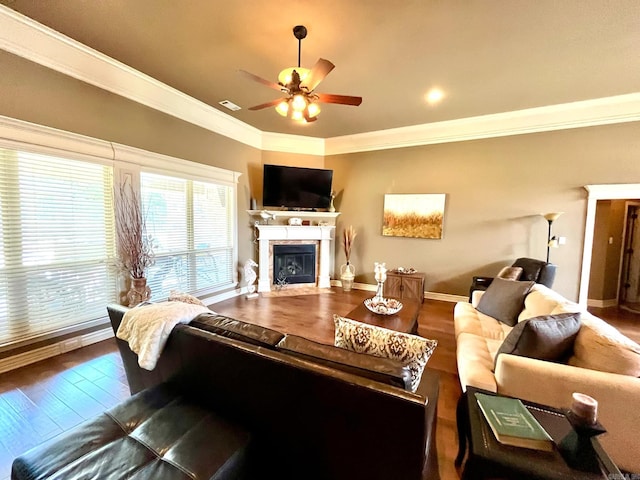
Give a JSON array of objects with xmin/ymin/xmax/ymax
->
[{"xmin": 262, "ymin": 164, "xmax": 333, "ymax": 210}]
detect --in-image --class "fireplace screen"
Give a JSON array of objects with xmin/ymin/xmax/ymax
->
[{"xmin": 273, "ymin": 244, "xmax": 316, "ymax": 284}]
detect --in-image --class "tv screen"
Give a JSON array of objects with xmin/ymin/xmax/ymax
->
[{"xmin": 262, "ymin": 164, "xmax": 333, "ymax": 210}]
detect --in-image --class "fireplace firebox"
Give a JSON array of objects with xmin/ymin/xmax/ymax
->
[{"xmin": 273, "ymin": 244, "xmax": 316, "ymax": 285}]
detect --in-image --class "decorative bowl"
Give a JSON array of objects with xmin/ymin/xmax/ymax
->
[{"xmin": 364, "ymin": 297, "xmax": 403, "ymax": 315}]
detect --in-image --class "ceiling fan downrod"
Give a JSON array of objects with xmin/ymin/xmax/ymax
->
[{"xmin": 292, "ymin": 25, "xmax": 307, "ymax": 68}]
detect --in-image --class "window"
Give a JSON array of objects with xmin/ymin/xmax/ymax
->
[
  {"xmin": 0, "ymin": 148, "xmax": 116, "ymax": 346},
  {"xmin": 0, "ymin": 116, "xmax": 240, "ymax": 350},
  {"xmin": 141, "ymin": 172, "xmax": 234, "ymax": 299}
]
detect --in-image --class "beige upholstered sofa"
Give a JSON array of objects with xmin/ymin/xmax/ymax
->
[{"xmin": 454, "ymin": 283, "xmax": 640, "ymax": 473}]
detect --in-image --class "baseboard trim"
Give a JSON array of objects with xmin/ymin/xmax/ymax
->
[
  {"xmin": 0, "ymin": 327, "xmax": 114, "ymax": 374},
  {"xmin": 587, "ymin": 298, "xmax": 618, "ymax": 308}
]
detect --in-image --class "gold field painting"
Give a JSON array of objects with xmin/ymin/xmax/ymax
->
[{"xmin": 383, "ymin": 194, "xmax": 445, "ymax": 239}]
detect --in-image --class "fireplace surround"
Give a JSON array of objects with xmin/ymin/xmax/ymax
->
[{"xmin": 256, "ymin": 225, "xmax": 335, "ymax": 292}]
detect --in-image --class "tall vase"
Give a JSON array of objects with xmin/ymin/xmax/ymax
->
[
  {"xmin": 340, "ymin": 263, "xmax": 355, "ymax": 292},
  {"xmin": 127, "ymin": 276, "xmax": 151, "ymax": 307}
]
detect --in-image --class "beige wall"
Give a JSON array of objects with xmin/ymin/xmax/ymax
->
[
  {"xmin": 3, "ymin": 51, "xmax": 640, "ymax": 302},
  {"xmin": 326, "ymin": 124, "xmax": 640, "ymax": 301}
]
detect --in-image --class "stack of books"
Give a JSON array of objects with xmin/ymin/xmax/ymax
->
[{"xmin": 475, "ymin": 393, "xmax": 554, "ymax": 451}]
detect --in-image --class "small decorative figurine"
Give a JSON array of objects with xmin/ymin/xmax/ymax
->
[{"xmin": 244, "ymin": 259, "xmax": 259, "ymax": 299}]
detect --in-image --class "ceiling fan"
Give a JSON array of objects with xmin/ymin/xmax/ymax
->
[{"xmin": 240, "ymin": 25, "xmax": 362, "ymax": 123}]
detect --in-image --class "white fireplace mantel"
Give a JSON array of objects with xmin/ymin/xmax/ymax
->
[{"xmin": 256, "ymin": 225, "xmax": 335, "ymax": 292}]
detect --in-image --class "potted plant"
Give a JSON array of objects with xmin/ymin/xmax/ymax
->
[
  {"xmin": 115, "ymin": 181, "xmax": 155, "ymax": 306},
  {"xmin": 340, "ymin": 225, "xmax": 357, "ymax": 291}
]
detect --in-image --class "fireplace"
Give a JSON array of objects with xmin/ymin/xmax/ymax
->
[
  {"xmin": 255, "ymin": 224, "xmax": 335, "ymax": 292},
  {"xmin": 273, "ymin": 244, "xmax": 316, "ymax": 285}
]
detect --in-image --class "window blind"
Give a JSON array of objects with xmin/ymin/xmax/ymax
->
[
  {"xmin": 141, "ymin": 172, "xmax": 233, "ymax": 300},
  {"xmin": 0, "ymin": 148, "xmax": 116, "ymax": 347}
]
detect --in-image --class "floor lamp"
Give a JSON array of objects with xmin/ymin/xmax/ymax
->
[{"xmin": 543, "ymin": 212, "xmax": 563, "ymax": 263}]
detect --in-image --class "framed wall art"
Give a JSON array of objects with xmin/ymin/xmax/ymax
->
[{"xmin": 382, "ymin": 193, "xmax": 446, "ymax": 239}]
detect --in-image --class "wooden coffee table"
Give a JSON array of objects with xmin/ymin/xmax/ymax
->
[{"xmin": 344, "ymin": 298, "xmax": 420, "ymax": 334}]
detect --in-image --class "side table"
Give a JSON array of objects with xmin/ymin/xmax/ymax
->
[
  {"xmin": 455, "ymin": 387, "xmax": 622, "ymax": 480},
  {"xmin": 384, "ymin": 271, "xmax": 425, "ymax": 303}
]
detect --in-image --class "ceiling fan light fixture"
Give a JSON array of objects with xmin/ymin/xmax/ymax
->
[
  {"xmin": 291, "ymin": 110, "xmax": 304, "ymax": 121},
  {"xmin": 291, "ymin": 94, "xmax": 308, "ymax": 112},
  {"xmin": 278, "ymin": 67, "xmax": 310, "ymax": 86},
  {"xmin": 307, "ymin": 102, "xmax": 321, "ymax": 118},
  {"xmin": 275, "ymin": 99, "xmax": 289, "ymax": 116}
]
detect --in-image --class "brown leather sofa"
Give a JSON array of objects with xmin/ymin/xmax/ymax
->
[{"xmin": 11, "ymin": 305, "xmax": 440, "ymax": 480}]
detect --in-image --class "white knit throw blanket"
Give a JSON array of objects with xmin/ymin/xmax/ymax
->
[{"xmin": 117, "ymin": 301, "xmax": 210, "ymax": 370}]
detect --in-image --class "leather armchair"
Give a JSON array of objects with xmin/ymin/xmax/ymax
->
[{"xmin": 469, "ymin": 257, "xmax": 557, "ymax": 300}]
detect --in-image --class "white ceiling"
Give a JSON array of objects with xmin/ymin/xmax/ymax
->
[{"xmin": 4, "ymin": 0, "xmax": 640, "ymax": 139}]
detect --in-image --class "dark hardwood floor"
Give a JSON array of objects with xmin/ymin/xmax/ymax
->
[{"xmin": 0, "ymin": 288, "xmax": 637, "ymax": 480}]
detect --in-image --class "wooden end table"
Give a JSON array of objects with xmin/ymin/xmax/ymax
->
[
  {"xmin": 344, "ymin": 299, "xmax": 420, "ymax": 335},
  {"xmin": 455, "ymin": 386, "xmax": 622, "ymax": 480}
]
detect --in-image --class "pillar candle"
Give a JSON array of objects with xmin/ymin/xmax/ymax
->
[{"xmin": 570, "ymin": 392, "xmax": 598, "ymax": 424}]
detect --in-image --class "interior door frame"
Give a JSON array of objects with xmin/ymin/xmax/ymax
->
[
  {"xmin": 617, "ymin": 201, "xmax": 640, "ymax": 304},
  {"xmin": 580, "ymin": 184, "xmax": 640, "ymax": 306}
]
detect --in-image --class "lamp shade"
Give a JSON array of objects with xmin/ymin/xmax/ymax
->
[{"xmin": 543, "ymin": 212, "xmax": 564, "ymax": 222}]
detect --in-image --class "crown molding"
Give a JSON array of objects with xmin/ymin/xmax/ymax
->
[
  {"xmin": 0, "ymin": 5, "xmax": 263, "ymax": 151},
  {"xmin": 1, "ymin": 5, "xmax": 638, "ymax": 158},
  {"xmin": 261, "ymin": 131, "xmax": 325, "ymax": 156},
  {"xmin": 324, "ymin": 93, "xmax": 640, "ymax": 155}
]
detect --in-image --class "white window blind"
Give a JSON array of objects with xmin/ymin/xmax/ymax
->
[
  {"xmin": 141, "ymin": 172, "xmax": 233, "ymax": 299},
  {"xmin": 0, "ymin": 148, "xmax": 116, "ymax": 347}
]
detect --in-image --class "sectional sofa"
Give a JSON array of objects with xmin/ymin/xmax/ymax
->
[
  {"xmin": 12, "ymin": 304, "xmax": 441, "ymax": 480},
  {"xmin": 454, "ymin": 281, "xmax": 640, "ymax": 473}
]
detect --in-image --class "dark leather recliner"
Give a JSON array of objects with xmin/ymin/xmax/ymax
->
[{"xmin": 469, "ymin": 257, "xmax": 557, "ymax": 300}]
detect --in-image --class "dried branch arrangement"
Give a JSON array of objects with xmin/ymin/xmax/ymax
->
[
  {"xmin": 342, "ymin": 225, "xmax": 357, "ymax": 264},
  {"xmin": 115, "ymin": 182, "xmax": 154, "ymax": 279}
]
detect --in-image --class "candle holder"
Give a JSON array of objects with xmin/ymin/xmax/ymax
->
[{"xmin": 373, "ymin": 262, "xmax": 387, "ymax": 302}]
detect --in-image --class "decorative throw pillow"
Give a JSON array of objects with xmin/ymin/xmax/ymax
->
[
  {"xmin": 476, "ymin": 278, "xmax": 535, "ymax": 326},
  {"xmin": 168, "ymin": 290, "xmax": 205, "ymax": 307},
  {"xmin": 497, "ymin": 266, "xmax": 523, "ymax": 281},
  {"xmin": 493, "ymin": 312, "xmax": 581, "ymax": 370},
  {"xmin": 333, "ymin": 315, "xmax": 437, "ymax": 392}
]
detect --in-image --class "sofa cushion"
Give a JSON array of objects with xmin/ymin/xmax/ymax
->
[
  {"xmin": 11, "ymin": 382, "xmax": 252, "ymax": 480},
  {"xmin": 518, "ymin": 284, "xmax": 581, "ymax": 322},
  {"xmin": 569, "ymin": 313, "xmax": 640, "ymax": 377},
  {"xmin": 476, "ymin": 278, "xmax": 534, "ymax": 326},
  {"xmin": 191, "ymin": 313, "xmax": 285, "ymax": 347},
  {"xmin": 494, "ymin": 312, "xmax": 581, "ymax": 370},
  {"xmin": 333, "ymin": 315, "xmax": 437, "ymax": 392},
  {"xmin": 276, "ymin": 335, "xmax": 412, "ymax": 390},
  {"xmin": 454, "ymin": 301, "xmax": 512, "ymax": 341}
]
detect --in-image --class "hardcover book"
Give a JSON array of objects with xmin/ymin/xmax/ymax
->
[{"xmin": 475, "ymin": 393, "xmax": 554, "ymax": 452}]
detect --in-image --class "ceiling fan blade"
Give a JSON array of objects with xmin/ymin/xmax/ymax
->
[
  {"xmin": 302, "ymin": 58, "xmax": 335, "ymax": 91},
  {"xmin": 316, "ymin": 93, "xmax": 363, "ymax": 106},
  {"xmin": 239, "ymin": 69, "xmax": 283, "ymax": 92},
  {"xmin": 248, "ymin": 98, "xmax": 284, "ymax": 111}
]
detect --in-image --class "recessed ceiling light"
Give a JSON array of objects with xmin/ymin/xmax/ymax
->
[
  {"xmin": 219, "ymin": 100, "xmax": 241, "ymax": 111},
  {"xmin": 425, "ymin": 88, "xmax": 444, "ymax": 105}
]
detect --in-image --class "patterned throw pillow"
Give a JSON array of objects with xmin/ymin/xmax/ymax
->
[
  {"xmin": 168, "ymin": 291, "xmax": 206, "ymax": 307},
  {"xmin": 333, "ymin": 315, "xmax": 438, "ymax": 392}
]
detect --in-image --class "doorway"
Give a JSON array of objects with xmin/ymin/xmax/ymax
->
[{"xmin": 620, "ymin": 202, "xmax": 640, "ymax": 312}]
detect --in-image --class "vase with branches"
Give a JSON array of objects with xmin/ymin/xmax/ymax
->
[
  {"xmin": 115, "ymin": 181, "xmax": 155, "ymax": 306},
  {"xmin": 340, "ymin": 225, "xmax": 357, "ymax": 291}
]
